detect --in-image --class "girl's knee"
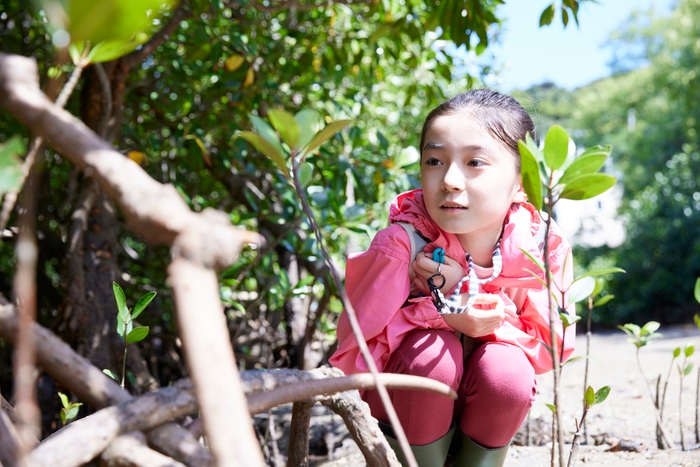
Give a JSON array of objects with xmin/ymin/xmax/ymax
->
[
  {"xmin": 391, "ymin": 329, "xmax": 464, "ymax": 388},
  {"xmin": 466, "ymin": 342, "xmax": 536, "ymax": 402}
]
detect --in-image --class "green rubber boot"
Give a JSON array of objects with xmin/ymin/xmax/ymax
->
[
  {"xmin": 379, "ymin": 422, "xmax": 456, "ymax": 467},
  {"xmin": 450, "ymin": 430, "xmax": 509, "ymax": 467}
]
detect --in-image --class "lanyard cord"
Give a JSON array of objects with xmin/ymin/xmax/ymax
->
[{"xmin": 427, "ymin": 241, "xmax": 503, "ymax": 315}]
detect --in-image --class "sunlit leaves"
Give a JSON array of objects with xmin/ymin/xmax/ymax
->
[
  {"xmin": 0, "ymin": 136, "xmax": 25, "ymax": 196},
  {"xmin": 225, "ymin": 54, "xmax": 245, "ymax": 72},
  {"xmin": 557, "ymin": 152, "xmax": 607, "ymax": 185},
  {"xmin": 58, "ymin": 392, "xmax": 82, "ymax": 425},
  {"xmin": 518, "ymin": 140, "xmax": 543, "ymax": 210},
  {"xmin": 619, "ymin": 321, "xmax": 662, "ymax": 348},
  {"xmin": 268, "ymin": 109, "xmax": 300, "ymax": 149},
  {"xmin": 694, "ymin": 277, "xmax": 700, "ymax": 304},
  {"xmin": 294, "ymin": 110, "xmax": 321, "ymax": 149},
  {"xmin": 559, "ymin": 173, "xmax": 617, "ymax": 201},
  {"xmin": 236, "ymin": 131, "xmax": 289, "ymax": 177},
  {"xmin": 41, "ymin": 0, "xmax": 175, "ymax": 63},
  {"xmin": 539, "ymin": 4, "xmax": 555, "ymax": 26},
  {"xmin": 303, "ymin": 119, "xmax": 352, "ymax": 156},
  {"xmin": 543, "ymin": 125, "xmax": 569, "ymax": 170},
  {"xmin": 568, "ymin": 276, "xmax": 596, "ymax": 304}
]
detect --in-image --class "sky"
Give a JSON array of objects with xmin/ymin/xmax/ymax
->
[{"xmin": 488, "ymin": 0, "xmax": 675, "ymax": 91}]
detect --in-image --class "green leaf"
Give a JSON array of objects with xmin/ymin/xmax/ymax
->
[
  {"xmin": 518, "ymin": 140, "xmax": 543, "ymax": 210},
  {"xmin": 519, "ymin": 248, "xmax": 545, "ymax": 273},
  {"xmin": 594, "ymin": 386, "xmax": 610, "ymax": 405},
  {"xmin": 561, "ymin": 6, "xmax": 569, "ymax": 26},
  {"xmin": 545, "ymin": 403, "xmax": 557, "ymax": 413},
  {"xmin": 695, "ymin": 314, "xmax": 700, "ymax": 330},
  {"xmin": 304, "ymin": 119, "xmax": 353, "ymax": 156},
  {"xmin": 65, "ymin": 406, "xmax": 80, "ymax": 421},
  {"xmin": 591, "ymin": 277, "xmax": 604, "ymax": 297},
  {"xmin": 685, "ymin": 345, "xmax": 694, "ymax": 357},
  {"xmin": 84, "ymin": 36, "xmax": 149, "ymax": 63},
  {"xmin": 578, "ymin": 144, "xmax": 612, "ymax": 158},
  {"xmin": 132, "ymin": 291, "xmax": 156, "ymax": 320},
  {"xmin": 65, "ymin": 0, "xmax": 175, "ymax": 45},
  {"xmin": 103, "ymin": 369, "xmax": 118, "ymax": 381},
  {"xmin": 695, "ymin": 278, "xmax": 700, "ymax": 304},
  {"xmin": 559, "ymin": 174, "xmax": 617, "ymax": 201},
  {"xmin": 543, "ymin": 125, "xmax": 569, "ymax": 170},
  {"xmin": 641, "ymin": 321, "xmax": 661, "ymax": 335},
  {"xmin": 559, "ymin": 153, "xmax": 608, "ymax": 185},
  {"xmin": 684, "ymin": 364, "xmax": 693, "ymax": 376},
  {"xmin": 592, "ymin": 294, "xmax": 615, "ymax": 307},
  {"xmin": 113, "ymin": 282, "xmax": 128, "ymax": 324},
  {"xmin": 568, "ymin": 276, "xmax": 596, "ymax": 304},
  {"xmin": 0, "ymin": 136, "xmax": 25, "ymax": 196},
  {"xmin": 268, "ymin": 109, "xmax": 300, "ymax": 149},
  {"xmin": 294, "ymin": 109, "xmax": 321, "ymax": 149},
  {"xmin": 297, "ymin": 161, "xmax": 313, "ymax": 188},
  {"xmin": 673, "ymin": 347, "xmax": 681, "ymax": 358},
  {"xmin": 539, "ymin": 3, "xmax": 555, "ymax": 26},
  {"xmin": 116, "ymin": 315, "xmax": 125, "ymax": 339},
  {"xmin": 619, "ymin": 323, "xmax": 640, "ymax": 339},
  {"xmin": 575, "ymin": 267, "xmax": 626, "ymax": 280},
  {"xmin": 58, "ymin": 391, "xmax": 70, "ymax": 408},
  {"xmin": 236, "ymin": 131, "xmax": 289, "ymax": 178},
  {"xmin": 249, "ymin": 114, "xmax": 285, "ymax": 154},
  {"xmin": 126, "ymin": 326, "xmax": 150, "ymax": 344},
  {"xmin": 584, "ymin": 385, "xmax": 595, "ymax": 407},
  {"xmin": 559, "ymin": 312, "xmax": 581, "ymax": 328}
]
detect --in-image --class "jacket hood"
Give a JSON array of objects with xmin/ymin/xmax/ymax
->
[{"xmin": 389, "ymin": 189, "xmax": 546, "ymax": 288}]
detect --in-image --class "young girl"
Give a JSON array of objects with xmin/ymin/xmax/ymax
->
[{"xmin": 329, "ymin": 89, "xmax": 575, "ymax": 467}]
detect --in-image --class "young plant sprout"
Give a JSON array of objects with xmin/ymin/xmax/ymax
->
[{"xmin": 106, "ymin": 282, "xmax": 156, "ymax": 389}]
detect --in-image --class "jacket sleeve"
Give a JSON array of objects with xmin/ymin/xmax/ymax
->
[
  {"xmin": 329, "ymin": 225, "xmax": 450, "ymax": 375},
  {"xmin": 492, "ymin": 224, "xmax": 576, "ymax": 375}
]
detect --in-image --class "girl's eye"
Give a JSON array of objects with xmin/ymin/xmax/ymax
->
[
  {"xmin": 467, "ymin": 159, "xmax": 486, "ymax": 167},
  {"xmin": 424, "ymin": 157, "xmax": 442, "ymax": 166}
]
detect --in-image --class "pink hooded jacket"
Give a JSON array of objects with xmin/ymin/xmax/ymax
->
[{"xmin": 329, "ymin": 189, "xmax": 575, "ymax": 376}]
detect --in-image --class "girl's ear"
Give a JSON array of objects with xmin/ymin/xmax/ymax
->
[{"xmin": 512, "ymin": 184, "xmax": 527, "ymax": 203}]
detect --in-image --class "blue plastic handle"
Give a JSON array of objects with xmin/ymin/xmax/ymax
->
[{"xmin": 432, "ymin": 248, "xmax": 445, "ymax": 264}]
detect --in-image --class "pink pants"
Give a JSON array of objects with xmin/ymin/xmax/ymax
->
[{"xmin": 364, "ymin": 329, "xmax": 536, "ymax": 448}]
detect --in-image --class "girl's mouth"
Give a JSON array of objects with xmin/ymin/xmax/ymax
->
[{"xmin": 440, "ymin": 202, "xmax": 467, "ymax": 209}]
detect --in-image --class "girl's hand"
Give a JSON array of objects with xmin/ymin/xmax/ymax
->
[
  {"xmin": 412, "ymin": 252, "xmax": 465, "ymax": 295},
  {"xmin": 441, "ymin": 294, "xmax": 505, "ymax": 337}
]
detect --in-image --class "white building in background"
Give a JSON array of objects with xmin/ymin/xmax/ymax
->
[{"xmin": 554, "ymin": 183, "xmax": 626, "ymax": 248}]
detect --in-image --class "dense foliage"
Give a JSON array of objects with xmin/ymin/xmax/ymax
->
[{"xmin": 562, "ymin": 0, "xmax": 700, "ymax": 326}]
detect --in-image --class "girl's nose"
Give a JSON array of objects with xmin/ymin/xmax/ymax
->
[{"xmin": 441, "ymin": 163, "xmax": 465, "ymax": 191}]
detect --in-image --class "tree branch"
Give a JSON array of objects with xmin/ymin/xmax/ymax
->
[
  {"xmin": 247, "ymin": 373, "xmax": 456, "ymax": 415},
  {"xmin": 0, "ymin": 54, "xmax": 261, "ymax": 259},
  {"xmin": 23, "ymin": 379, "xmax": 198, "ymax": 467},
  {"xmin": 0, "ymin": 297, "xmax": 213, "ymax": 467},
  {"xmin": 101, "ymin": 431, "xmax": 187, "ymax": 467}
]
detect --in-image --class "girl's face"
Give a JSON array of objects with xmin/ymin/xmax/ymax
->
[{"xmin": 421, "ymin": 112, "xmax": 526, "ymax": 254}]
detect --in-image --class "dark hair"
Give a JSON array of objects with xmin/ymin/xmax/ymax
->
[{"xmin": 419, "ymin": 89, "xmax": 536, "ymax": 173}]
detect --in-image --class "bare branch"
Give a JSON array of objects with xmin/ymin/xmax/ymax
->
[
  {"xmin": 0, "ymin": 409, "xmax": 21, "ymax": 467},
  {"xmin": 168, "ymin": 256, "xmax": 266, "ymax": 467},
  {"xmin": 0, "ymin": 54, "xmax": 261, "ymax": 263},
  {"xmin": 101, "ymin": 431, "xmax": 187, "ymax": 467},
  {"xmin": 318, "ymin": 391, "xmax": 400, "ymax": 467},
  {"xmin": 287, "ymin": 401, "xmax": 315, "ymax": 467},
  {"xmin": 247, "ymin": 372, "xmax": 456, "ymax": 415},
  {"xmin": 0, "ymin": 298, "xmax": 213, "ymax": 467},
  {"xmin": 23, "ymin": 380, "xmax": 198, "ymax": 467}
]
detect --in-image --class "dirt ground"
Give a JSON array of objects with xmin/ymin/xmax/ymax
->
[{"xmin": 305, "ymin": 325, "xmax": 700, "ymax": 466}]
